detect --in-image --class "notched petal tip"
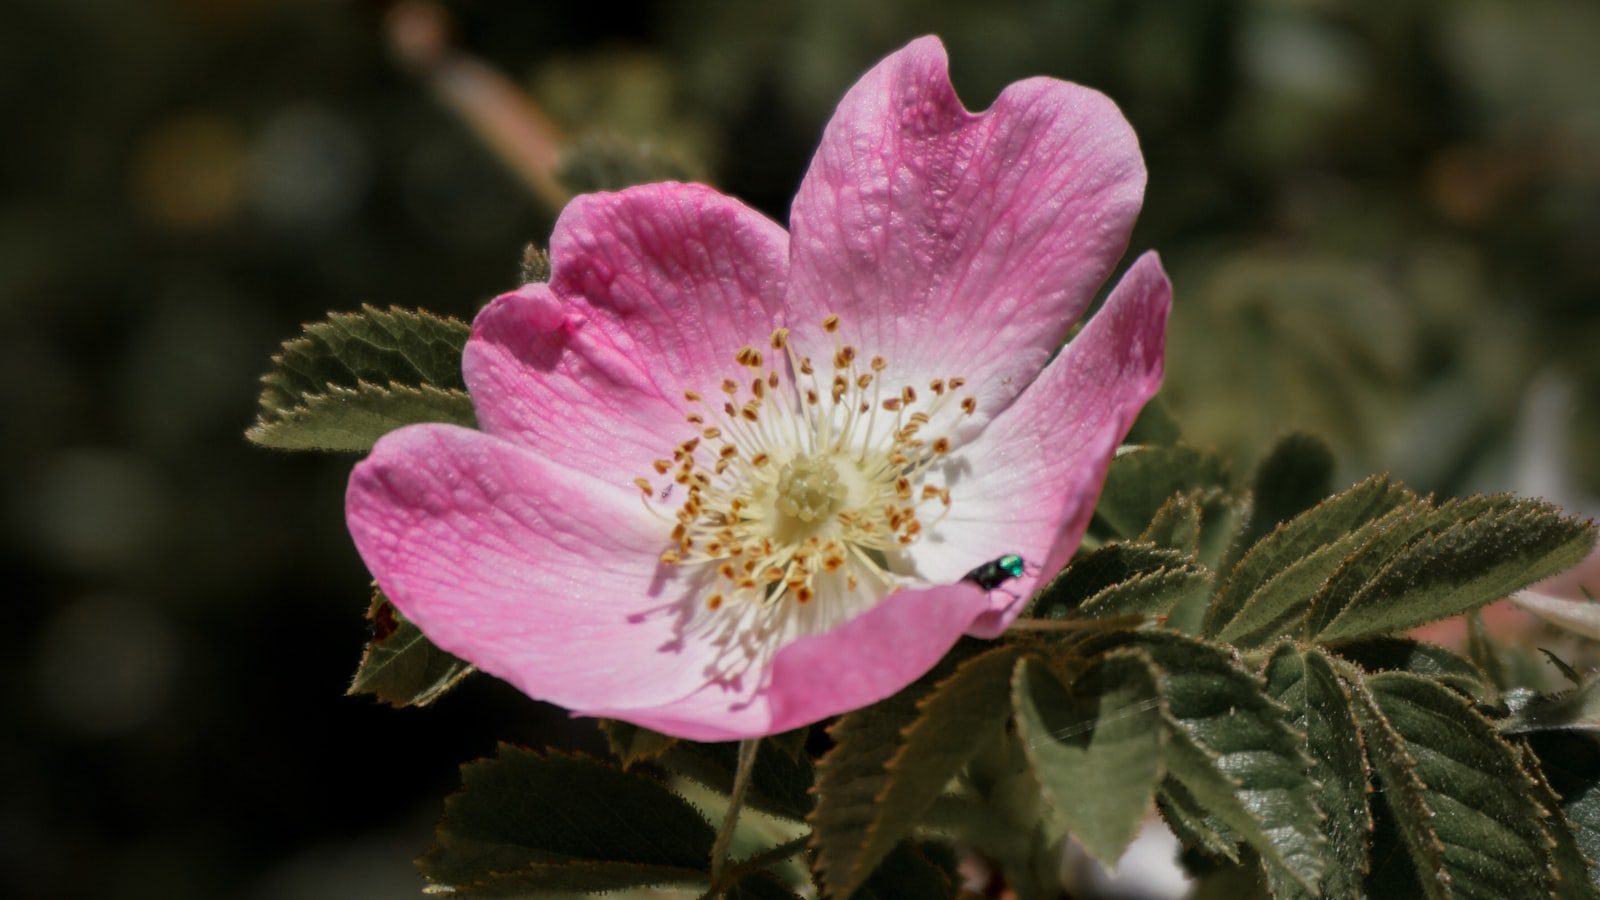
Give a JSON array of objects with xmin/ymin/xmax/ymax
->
[{"xmin": 475, "ymin": 281, "xmax": 567, "ymax": 341}]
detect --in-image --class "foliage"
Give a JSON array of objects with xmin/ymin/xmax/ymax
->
[
  {"xmin": 250, "ymin": 315, "xmax": 1600, "ymax": 897},
  {"xmin": 246, "ymin": 305, "xmax": 475, "ymax": 453}
]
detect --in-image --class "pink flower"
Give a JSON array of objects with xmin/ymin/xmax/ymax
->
[{"xmin": 345, "ymin": 36, "xmax": 1170, "ymax": 740}]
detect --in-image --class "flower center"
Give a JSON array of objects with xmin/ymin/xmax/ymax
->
[
  {"xmin": 634, "ymin": 315, "xmax": 978, "ymax": 681},
  {"xmin": 775, "ymin": 453, "xmax": 846, "ymax": 526}
]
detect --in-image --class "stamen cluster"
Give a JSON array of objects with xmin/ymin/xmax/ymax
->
[{"xmin": 633, "ymin": 316, "xmax": 977, "ymax": 669}]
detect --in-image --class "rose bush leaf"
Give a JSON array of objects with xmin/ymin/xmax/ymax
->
[
  {"xmin": 1301, "ymin": 496, "xmax": 1502, "ymax": 638},
  {"xmin": 849, "ymin": 842, "xmax": 959, "ymax": 900},
  {"xmin": 250, "ymin": 305, "xmax": 473, "ymax": 452},
  {"xmin": 1073, "ymin": 630, "xmax": 1327, "ymax": 890},
  {"xmin": 1204, "ymin": 475, "xmax": 1414, "ymax": 644},
  {"xmin": 1522, "ymin": 744, "xmax": 1600, "ymax": 900},
  {"xmin": 597, "ymin": 719, "xmax": 678, "ymax": 769},
  {"xmin": 1526, "ymin": 732, "xmax": 1600, "ymax": 890},
  {"xmin": 255, "ymin": 304, "xmax": 469, "ymax": 410},
  {"xmin": 348, "ymin": 591, "xmax": 473, "ymax": 708},
  {"xmin": 1315, "ymin": 497, "xmax": 1595, "ymax": 642},
  {"xmin": 1093, "ymin": 445, "xmax": 1232, "ymax": 539},
  {"xmin": 1232, "ymin": 431, "xmax": 1337, "ymax": 556},
  {"xmin": 247, "ymin": 381, "xmax": 475, "ymax": 452},
  {"xmin": 662, "ymin": 738, "xmax": 815, "ymax": 822},
  {"xmin": 1138, "ymin": 492, "xmax": 1205, "ymax": 556},
  {"xmin": 723, "ymin": 871, "xmax": 804, "ymax": 900},
  {"xmin": 1499, "ymin": 680, "xmax": 1600, "ymax": 736},
  {"xmin": 1013, "ymin": 651, "xmax": 1166, "ymax": 868},
  {"xmin": 809, "ymin": 644, "xmax": 1025, "ymax": 898},
  {"xmin": 1331, "ymin": 637, "xmax": 1490, "ymax": 701},
  {"xmin": 1076, "ymin": 566, "xmax": 1215, "ymax": 621},
  {"xmin": 1029, "ymin": 543, "xmax": 1198, "ymax": 619},
  {"xmin": 1263, "ymin": 645, "xmax": 1373, "ymax": 899},
  {"xmin": 1353, "ymin": 670, "xmax": 1556, "ymax": 899},
  {"xmin": 418, "ymin": 747, "xmax": 714, "ymax": 895}
]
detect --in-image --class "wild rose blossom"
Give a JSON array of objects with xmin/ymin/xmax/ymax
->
[{"xmin": 345, "ymin": 36, "xmax": 1171, "ymax": 739}]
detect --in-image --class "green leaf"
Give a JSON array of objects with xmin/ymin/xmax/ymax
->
[
  {"xmin": 809, "ymin": 644, "xmax": 1025, "ymax": 898},
  {"xmin": 1095, "ymin": 445, "xmax": 1232, "ymax": 539},
  {"xmin": 1331, "ymin": 637, "xmax": 1491, "ymax": 701},
  {"xmin": 1160, "ymin": 732, "xmax": 1325, "ymax": 894},
  {"xmin": 1500, "ymin": 680, "xmax": 1600, "ymax": 735},
  {"xmin": 1157, "ymin": 776, "xmax": 1242, "ymax": 863},
  {"xmin": 420, "ymin": 747, "xmax": 713, "ymax": 895},
  {"xmin": 1541, "ymin": 648, "xmax": 1585, "ymax": 687},
  {"xmin": 1205, "ymin": 475, "xmax": 1414, "ymax": 645},
  {"xmin": 246, "ymin": 380, "xmax": 475, "ymax": 452},
  {"xmin": 1124, "ymin": 396, "xmax": 1181, "ymax": 446},
  {"xmin": 520, "ymin": 243, "xmax": 551, "ymax": 284},
  {"xmin": 1073, "ymin": 630, "xmax": 1327, "ymax": 890},
  {"xmin": 1527, "ymin": 732, "xmax": 1600, "ymax": 890},
  {"xmin": 1354, "ymin": 670, "xmax": 1555, "ymax": 899},
  {"xmin": 1316, "ymin": 497, "xmax": 1595, "ymax": 642},
  {"xmin": 1078, "ymin": 566, "xmax": 1215, "ymax": 621},
  {"xmin": 723, "ymin": 871, "xmax": 804, "ymax": 900},
  {"xmin": 597, "ymin": 719, "xmax": 677, "ymax": 768},
  {"xmin": 1030, "ymin": 543, "xmax": 1198, "ymax": 619},
  {"xmin": 1302, "ymin": 496, "xmax": 1500, "ymax": 638},
  {"xmin": 1139, "ymin": 492, "xmax": 1205, "ymax": 557},
  {"xmin": 663, "ymin": 738, "xmax": 815, "ymax": 822},
  {"xmin": 1013, "ymin": 651, "xmax": 1167, "ymax": 868},
  {"xmin": 1263, "ymin": 645, "xmax": 1372, "ymax": 899},
  {"xmin": 348, "ymin": 592, "xmax": 473, "ymax": 708},
  {"xmin": 1192, "ymin": 488, "xmax": 1252, "ymax": 574},
  {"xmin": 851, "ymin": 842, "xmax": 958, "ymax": 900},
  {"xmin": 1232, "ymin": 432, "xmax": 1336, "ymax": 561},
  {"xmin": 250, "ymin": 305, "xmax": 473, "ymax": 452},
  {"xmin": 257, "ymin": 305, "xmax": 469, "ymax": 408},
  {"xmin": 1521, "ymin": 742, "xmax": 1600, "ymax": 900}
]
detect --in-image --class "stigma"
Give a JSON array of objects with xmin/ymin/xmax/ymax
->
[{"xmin": 633, "ymin": 315, "xmax": 975, "ymax": 681}]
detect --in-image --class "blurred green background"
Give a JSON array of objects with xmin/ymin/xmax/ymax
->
[{"xmin": 5, "ymin": 0, "xmax": 1598, "ymax": 896}]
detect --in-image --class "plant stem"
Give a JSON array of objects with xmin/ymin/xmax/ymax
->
[{"xmin": 710, "ymin": 738, "xmax": 761, "ymax": 885}]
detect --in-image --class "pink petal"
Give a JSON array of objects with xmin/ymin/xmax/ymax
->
[
  {"xmin": 764, "ymin": 580, "xmax": 993, "ymax": 731},
  {"xmin": 466, "ymin": 183, "xmax": 790, "ymax": 484},
  {"xmin": 914, "ymin": 251, "xmax": 1171, "ymax": 637},
  {"xmin": 345, "ymin": 424, "xmax": 731, "ymax": 715},
  {"xmin": 786, "ymin": 36, "xmax": 1146, "ymax": 426},
  {"xmin": 587, "ymin": 581, "xmax": 994, "ymax": 740}
]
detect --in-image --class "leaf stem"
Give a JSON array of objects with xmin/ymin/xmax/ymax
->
[
  {"xmin": 710, "ymin": 738, "xmax": 761, "ymax": 885},
  {"xmin": 698, "ymin": 833, "xmax": 812, "ymax": 897}
]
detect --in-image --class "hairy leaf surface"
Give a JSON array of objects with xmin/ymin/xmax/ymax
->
[
  {"xmin": 419, "ymin": 747, "xmax": 713, "ymax": 895},
  {"xmin": 809, "ymin": 644, "xmax": 1019, "ymax": 897},
  {"xmin": 348, "ymin": 592, "xmax": 473, "ymax": 708},
  {"xmin": 1316, "ymin": 497, "xmax": 1593, "ymax": 642},
  {"xmin": 1075, "ymin": 631, "xmax": 1327, "ymax": 890},
  {"xmin": 1013, "ymin": 651, "xmax": 1166, "ymax": 867},
  {"xmin": 1264, "ymin": 645, "xmax": 1372, "ymax": 899},
  {"xmin": 1354, "ymin": 671, "xmax": 1555, "ymax": 899}
]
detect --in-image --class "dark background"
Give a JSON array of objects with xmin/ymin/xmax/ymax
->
[{"xmin": 5, "ymin": 1, "xmax": 1598, "ymax": 897}]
